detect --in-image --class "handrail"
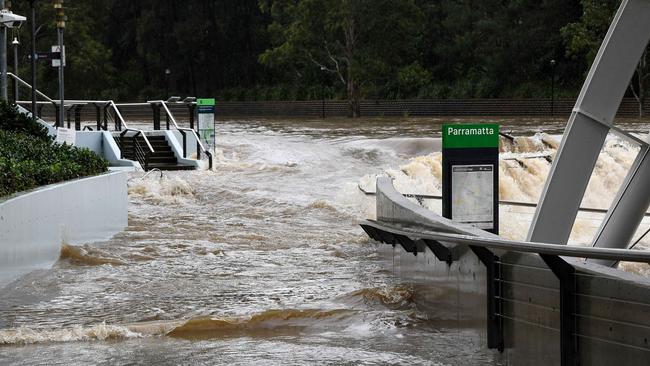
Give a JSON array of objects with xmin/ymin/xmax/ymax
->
[
  {"xmin": 106, "ymin": 100, "xmax": 155, "ymax": 152},
  {"xmin": 148, "ymin": 99, "xmax": 213, "ymax": 169},
  {"xmin": 7, "ymin": 72, "xmax": 56, "ymax": 103},
  {"xmin": 361, "ymin": 219, "xmax": 650, "ymax": 264},
  {"xmin": 357, "ymin": 185, "xmax": 650, "ymax": 217}
]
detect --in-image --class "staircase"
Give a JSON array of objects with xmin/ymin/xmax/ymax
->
[{"xmin": 115, "ymin": 134, "xmax": 194, "ymax": 171}]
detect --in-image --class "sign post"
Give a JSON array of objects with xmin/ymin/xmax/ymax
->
[
  {"xmin": 196, "ymin": 98, "xmax": 216, "ymax": 158},
  {"xmin": 442, "ymin": 123, "xmax": 500, "ymax": 234}
]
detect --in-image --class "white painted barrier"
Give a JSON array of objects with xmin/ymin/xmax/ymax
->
[{"xmin": 0, "ymin": 171, "xmax": 127, "ymax": 286}]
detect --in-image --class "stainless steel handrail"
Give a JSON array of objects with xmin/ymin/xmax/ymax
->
[
  {"xmin": 361, "ymin": 219, "xmax": 650, "ymax": 264},
  {"xmin": 107, "ymin": 100, "xmax": 154, "ymax": 153},
  {"xmin": 7, "ymin": 72, "xmax": 56, "ymax": 103}
]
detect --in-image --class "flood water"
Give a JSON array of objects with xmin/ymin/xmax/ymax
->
[{"xmin": 1, "ymin": 117, "xmax": 650, "ymax": 365}]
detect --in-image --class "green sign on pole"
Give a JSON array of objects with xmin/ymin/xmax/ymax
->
[
  {"xmin": 442, "ymin": 123, "xmax": 500, "ymax": 234},
  {"xmin": 197, "ymin": 98, "xmax": 216, "ymax": 151},
  {"xmin": 442, "ymin": 123, "xmax": 499, "ymax": 149}
]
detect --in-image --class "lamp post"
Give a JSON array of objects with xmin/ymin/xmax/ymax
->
[
  {"xmin": 550, "ymin": 59, "xmax": 557, "ymax": 116},
  {"xmin": 11, "ymin": 36, "xmax": 17, "ymax": 101},
  {"xmin": 320, "ymin": 66, "xmax": 326, "ymax": 118},
  {"xmin": 0, "ymin": 2, "xmax": 26, "ymax": 102},
  {"xmin": 30, "ymin": 0, "xmax": 35, "ymax": 122},
  {"xmin": 165, "ymin": 68, "xmax": 171, "ymax": 99},
  {"xmin": 0, "ymin": 0, "xmax": 7, "ymax": 101},
  {"xmin": 53, "ymin": 0, "xmax": 65, "ymax": 127}
]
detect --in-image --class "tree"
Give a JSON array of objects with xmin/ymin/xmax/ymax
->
[
  {"xmin": 259, "ymin": 0, "xmax": 424, "ymax": 116},
  {"xmin": 562, "ymin": 0, "xmax": 650, "ymax": 116}
]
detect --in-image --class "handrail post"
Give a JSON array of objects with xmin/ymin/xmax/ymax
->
[
  {"xmin": 74, "ymin": 104, "xmax": 82, "ymax": 131},
  {"xmin": 103, "ymin": 104, "xmax": 109, "ymax": 130},
  {"xmin": 165, "ymin": 109, "xmax": 170, "ymax": 130},
  {"xmin": 188, "ymin": 104, "xmax": 196, "ymax": 129},
  {"xmin": 181, "ymin": 130, "xmax": 187, "ymax": 158},
  {"xmin": 151, "ymin": 102, "xmax": 161, "ymax": 130},
  {"xmin": 66, "ymin": 105, "xmax": 72, "ymax": 128},
  {"xmin": 113, "ymin": 107, "xmax": 120, "ymax": 131},
  {"xmin": 540, "ymin": 254, "xmax": 577, "ymax": 366},
  {"xmin": 94, "ymin": 103, "xmax": 101, "ymax": 130},
  {"xmin": 54, "ymin": 104, "xmax": 60, "ymax": 127},
  {"xmin": 132, "ymin": 131, "xmax": 139, "ymax": 163}
]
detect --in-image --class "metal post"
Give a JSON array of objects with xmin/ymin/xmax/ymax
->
[
  {"xmin": 164, "ymin": 68, "xmax": 170, "ymax": 98},
  {"xmin": 54, "ymin": 0, "xmax": 65, "ymax": 127},
  {"xmin": 151, "ymin": 103, "xmax": 160, "ymax": 130},
  {"xmin": 11, "ymin": 37, "xmax": 17, "ymax": 102},
  {"xmin": 66, "ymin": 105, "xmax": 71, "ymax": 128},
  {"xmin": 321, "ymin": 85, "xmax": 325, "ymax": 118},
  {"xmin": 550, "ymin": 59, "xmax": 556, "ymax": 116},
  {"xmin": 320, "ymin": 65, "xmax": 326, "ymax": 118},
  {"xmin": 30, "ymin": 0, "xmax": 36, "ymax": 121},
  {"xmin": 74, "ymin": 105, "xmax": 81, "ymax": 130},
  {"xmin": 95, "ymin": 104, "xmax": 101, "ymax": 130},
  {"xmin": 188, "ymin": 104, "xmax": 195, "ymax": 129},
  {"xmin": 0, "ymin": 0, "xmax": 7, "ymax": 101}
]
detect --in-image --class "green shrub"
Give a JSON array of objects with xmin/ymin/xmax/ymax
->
[
  {"xmin": 0, "ymin": 101, "xmax": 51, "ymax": 141},
  {"xmin": 0, "ymin": 128, "xmax": 108, "ymax": 198}
]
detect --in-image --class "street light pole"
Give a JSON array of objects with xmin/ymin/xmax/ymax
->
[
  {"xmin": 0, "ymin": 0, "xmax": 7, "ymax": 101},
  {"xmin": 550, "ymin": 59, "xmax": 557, "ymax": 116},
  {"xmin": 165, "ymin": 68, "xmax": 171, "ymax": 99},
  {"xmin": 30, "ymin": 0, "xmax": 36, "ymax": 121},
  {"xmin": 11, "ymin": 36, "xmax": 17, "ymax": 101},
  {"xmin": 320, "ymin": 66, "xmax": 326, "ymax": 119},
  {"xmin": 54, "ymin": 0, "xmax": 65, "ymax": 127}
]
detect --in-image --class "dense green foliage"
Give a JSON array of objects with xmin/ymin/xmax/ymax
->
[
  {"xmin": 9, "ymin": 0, "xmax": 643, "ymax": 113},
  {"xmin": 0, "ymin": 103, "xmax": 108, "ymax": 197},
  {"xmin": 0, "ymin": 101, "xmax": 50, "ymax": 139}
]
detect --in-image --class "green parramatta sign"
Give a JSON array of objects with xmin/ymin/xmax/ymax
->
[{"xmin": 442, "ymin": 123, "xmax": 500, "ymax": 149}]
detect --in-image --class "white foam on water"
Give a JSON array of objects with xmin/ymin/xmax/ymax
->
[
  {"xmin": 359, "ymin": 134, "xmax": 644, "ymax": 247},
  {"xmin": 0, "ymin": 323, "xmax": 143, "ymax": 345}
]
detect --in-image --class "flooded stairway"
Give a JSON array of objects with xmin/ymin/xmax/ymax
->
[{"xmin": 115, "ymin": 134, "xmax": 194, "ymax": 171}]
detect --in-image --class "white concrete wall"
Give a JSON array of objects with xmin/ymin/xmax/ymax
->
[
  {"xmin": 163, "ymin": 130, "xmax": 204, "ymax": 169},
  {"xmin": 0, "ymin": 172, "xmax": 128, "ymax": 286},
  {"xmin": 76, "ymin": 131, "xmax": 103, "ymax": 154}
]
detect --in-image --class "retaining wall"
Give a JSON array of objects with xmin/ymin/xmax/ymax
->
[{"xmin": 0, "ymin": 172, "xmax": 128, "ymax": 286}]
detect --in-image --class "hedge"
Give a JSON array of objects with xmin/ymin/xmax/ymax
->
[{"xmin": 0, "ymin": 103, "xmax": 108, "ymax": 197}]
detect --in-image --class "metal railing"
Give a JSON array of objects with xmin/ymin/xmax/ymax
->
[
  {"xmin": 104, "ymin": 100, "xmax": 155, "ymax": 170},
  {"xmin": 361, "ymin": 219, "xmax": 650, "ymax": 264},
  {"xmin": 147, "ymin": 99, "xmax": 213, "ymax": 169}
]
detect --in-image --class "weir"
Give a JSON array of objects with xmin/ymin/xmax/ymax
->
[{"xmin": 359, "ymin": 0, "xmax": 650, "ymax": 364}]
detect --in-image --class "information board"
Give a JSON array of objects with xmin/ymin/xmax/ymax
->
[
  {"xmin": 197, "ymin": 98, "xmax": 216, "ymax": 150},
  {"xmin": 51, "ymin": 45, "xmax": 66, "ymax": 67},
  {"xmin": 442, "ymin": 123, "xmax": 499, "ymax": 234},
  {"xmin": 451, "ymin": 164, "xmax": 494, "ymax": 229},
  {"xmin": 55, "ymin": 127, "xmax": 75, "ymax": 145}
]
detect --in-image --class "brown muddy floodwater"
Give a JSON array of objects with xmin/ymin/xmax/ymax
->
[{"xmin": 1, "ymin": 117, "xmax": 650, "ymax": 365}]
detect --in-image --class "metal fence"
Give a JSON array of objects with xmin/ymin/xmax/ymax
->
[
  {"xmin": 30, "ymin": 98, "xmax": 648, "ymax": 122},
  {"xmin": 214, "ymin": 98, "xmax": 647, "ymax": 118}
]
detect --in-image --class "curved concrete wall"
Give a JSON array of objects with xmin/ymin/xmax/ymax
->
[
  {"xmin": 0, "ymin": 172, "xmax": 128, "ymax": 286},
  {"xmin": 373, "ymin": 177, "xmax": 650, "ymax": 365}
]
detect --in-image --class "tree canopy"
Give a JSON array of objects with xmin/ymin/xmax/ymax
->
[{"xmin": 9, "ymin": 0, "xmax": 644, "ymax": 114}]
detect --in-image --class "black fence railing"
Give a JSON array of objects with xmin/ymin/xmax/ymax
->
[{"xmin": 23, "ymin": 98, "xmax": 649, "ymax": 120}]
